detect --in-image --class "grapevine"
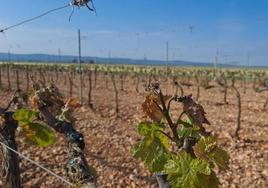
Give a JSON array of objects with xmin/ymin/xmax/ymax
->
[
  {"xmin": 0, "ymin": 81, "xmax": 97, "ymax": 187},
  {"xmin": 133, "ymin": 82, "xmax": 230, "ymax": 188}
]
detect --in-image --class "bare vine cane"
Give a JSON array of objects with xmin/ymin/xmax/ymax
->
[{"xmin": 29, "ymin": 79, "xmax": 97, "ymax": 187}]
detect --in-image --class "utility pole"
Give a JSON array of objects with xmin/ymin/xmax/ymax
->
[
  {"xmin": 58, "ymin": 48, "xmax": 61, "ymax": 62},
  {"xmin": 166, "ymin": 42, "xmax": 169, "ymax": 78},
  {"xmin": 78, "ymin": 29, "xmax": 83, "ymax": 105},
  {"xmin": 108, "ymin": 49, "xmax": 111, "ymax": 64},
  {"xmin": 8, "ymin": 50, "xmax": 11, "ymax": 62},
  {"xmin": 165, "ymin": 42, "xmax": 169, "ymax": 92},
  {"xmin": 144, "ymin": 53, "xmax": 147, "ymax": 61},
  {"xmin": 214, "ymin": 49, "xmax": 219, "ymax": 76},
  {"xmin": 247, "ymin": 52, "xmax": 250, "ymax": 67}
]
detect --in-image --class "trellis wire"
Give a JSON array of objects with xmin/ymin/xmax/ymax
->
[
  {"xmin": 0, "ymin": 4, "xmax": 70, "ymax": 33},
  {"xmin": 0, "ymin": 1, "xmax": 97, "ymax": 33},
  {"xmin": 0, "ymin": 141, "xmax": 73, "ymax": 187}
]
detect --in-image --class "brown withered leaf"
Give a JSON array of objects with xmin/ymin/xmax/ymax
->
[
  {"xmin": 141, "ymin": 93, "xmax": 171, "ymax": 122},
  {"xmin": 179, "ymin": 94, "xmax": 210, "ymax": 127},
  {"xmin": 65, "ymin": 98, "xmax": 81, "ymax": 109},
  {"xmin": 29, "ymin": 94, "xmax": 39, "ymax": 109},
  {"xmin": 0, "ymin": 115, "xmax": 5, "ymax": 125}
]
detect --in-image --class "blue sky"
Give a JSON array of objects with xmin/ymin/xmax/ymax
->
[{"xmin": 0, "ymin": 0, "xmax": 268, "ymax": 66}]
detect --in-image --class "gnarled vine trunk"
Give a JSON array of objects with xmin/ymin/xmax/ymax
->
[
  {"xmin": 0, "ymin": 111, "xmax": 21, "ymax": 188},
  {"xmin": 264, "ymin": 94, "xmax": 268, "ymax": 108},
  {"xmin": 38, "ymin": 107, "xmax": 97, "ymax": 187}
]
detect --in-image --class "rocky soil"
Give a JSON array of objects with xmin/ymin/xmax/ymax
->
[{"xmin": 0, "ymin": 71, "xmax": 267, "ymax": 188}]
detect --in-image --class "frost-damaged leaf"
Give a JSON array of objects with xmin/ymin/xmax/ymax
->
[
  {"xmin": 178, "ymin": 95, "xmax": 210, "ymax": 127},
  {"xmin": 65, "ymin": 98, "xmax": 81, "ymax": 109},
  {"xmin": 25, "ymin": 123, "xmax": 56, "ymax": 147},
  {"xmin": 13, "ymin": 108, "xmax": 37, "ymax": 123},
  {"xmin": 133, "ymin": 122, "xmax": 170, "ymax": 172},
  {"xmin": 141, "ymin": 93, "xmax": 171, "ymax": 122},
  {"xmin": 193, "ymin": 136, "xmax": 230, "ymax": 171},
  {"xmin": 13, "ymin": 109, "xmax": 56, "ymax": 147},
  {"xmin": 164, "ymin": 151, "xmax": 212, "ymax": 188}
]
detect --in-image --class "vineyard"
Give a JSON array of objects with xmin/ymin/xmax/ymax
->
[{"xmin": 0, "ymin": 62, "xmax": 267, "ymax": 187}]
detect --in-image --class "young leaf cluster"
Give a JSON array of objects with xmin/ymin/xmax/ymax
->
[{"xmin": 133, "ymin": 83, "xmax": 230, "ymax": 188}]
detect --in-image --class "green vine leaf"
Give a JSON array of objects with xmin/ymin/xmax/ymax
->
[
  {"xmin": 56, "ymin": 108, "xmax": 76, "ymax": 123},
  {"xmin": 13, "ymin": 109, "xmax": 56, "ymax": 147},
  {"xmin": 13, "ymin": 108, "xmax": 37, "ymax": 123},
  {"xmin": 193, "ymin": 136, "xmax": 230, "ymax": 171},
  {"xmin": 56, "ymin": 98, "xmax": 80, "ymax": 123},
  {"xmin": 164, "ymin": 151, "xmax": 212, "ymax": 188},
  {"xmin": 199, "ymin": 171, "xmax": 220, "ymax": 188},
  {"xmin": 24, "ymin": 122, "xmax": 56, "ymax": 147},
  {"xmin": 177, "ymin": 125, "xmax": 200, "ymax": 139},
  {"xmin": 133, "ymin": 122, "xmax": 170, "ymax": 173},
  {"xmin": 176, "ymin": 118, "xmax": 193, "ymax": 128}
]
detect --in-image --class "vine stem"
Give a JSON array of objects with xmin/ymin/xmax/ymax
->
[
  {"xmin": 158, "ymin": 89, "xmax": 180, "ymax": 144},
  {"xmin": 156, "ymin": 130, "xmax": 174, "ymax": 142}
]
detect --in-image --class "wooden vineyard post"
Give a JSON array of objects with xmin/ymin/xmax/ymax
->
[
  {"xmin": 120, "ymin": 74, "xmax": 124, "ymax": 91},
  {"xmin": 105, "ymin": 71, "xmax": 109, "ymax": 89},
  {"xmin": 55, "ymin": 67, "xmax": 59, "ymax": 82},
  {"xmin": 7, "ymin": 64, "xmax": 11, "ymax": 91},
  {"xmin": 135, "ymin": 75, "xmax": 140, "ymax": 93},
  {"xmin": 111, "ymin": 74, "xmax": 119, "ymax": 114},
  {"xmin": 34, "ymin": 70, "xmax": 38, "ymax": 82},
  {"xmin": 195, "ymin": 74, "xmax": 200, "ymax": 101},
  {"xmin": 15, "ymin": 70, "xmax": 20, "ymax": 91},
  {"xmin": 39, "ymin": 69, "xmax": 46, "ymax": 86},
  {"xmin": 243, "ymin": 75, "xmax": 247, "ymax": 94},
  {"xmin": 223, "ymin": 76, "xmax": 228, "ymax": 104},
  {"xmin": 38, "ymin": 68, "xmax": 42, "ymax": 81},
  {"xmin": 49, "ymin": 69, "xmax": 54, "ymax": 83},
  {"xmin": 26, "ymin": 66, "xmax": 29, "ymax": 92},
  {"xmin": 231, "ymin": 79, "xmax": 241, "ymax": 139},
  {"xmin": 94, "ymin": 67, "xmax": 97, "ymax": 88},
  {"xmin": 68, "ymin": 74, "xmax": 73, "ymax": 97},
  {"xmin": 88, "ymin": 69, "xmax": 93, "ymax": 108},
  {"xmin": 0, "ymin": 65, "xmax": 2, "ymax": 89},
  {"xmin": 78, "ymin": 29, "xmax": 83, "ymax": 105}
]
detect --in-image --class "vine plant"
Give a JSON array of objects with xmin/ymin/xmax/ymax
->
[
  {"xmin": 133, "ymin": 82, "xmax": 230, "ymax": 188},
  {"xmin": 0, "ymin": 81, "xmax": 97, "ymax": 187}
]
